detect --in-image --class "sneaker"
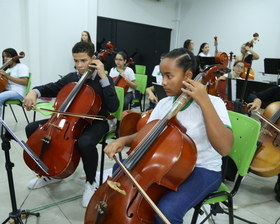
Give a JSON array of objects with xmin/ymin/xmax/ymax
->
[
  {"xmin": 82, "ymin": 181, "xmax": 98, "ymax": 207},
  {"xmin": 27, "ymin": 176, "xmax": 62, "ymax": 189},
  {"xmin": 221, "ymin": 203, "xmax": 239, "ymax": 210},
  {"xmin": 95, "ymin": 168, "xmax": 113, "ymax": 185}
]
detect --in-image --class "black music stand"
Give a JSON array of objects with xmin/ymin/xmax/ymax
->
[
  {"xmin": 197, "ymin": 56, "xmax": 216, "ymax": 69},
  {"xmin": 264, "ymin": 58, "xmax": 280, "ymax": 83},
  {"xmin": 1, "ymin": 119, "xmax": 48, "ymax": 224}
]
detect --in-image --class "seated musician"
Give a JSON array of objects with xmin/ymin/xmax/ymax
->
[
  {"xmin": 0, "ymin": 48, "xmax": 29, "ymax": 117},
  {"xmin": 215, "ymin": 61, "xmax": 245, "ymax": 110},
  {"xmin": 104, "ymin": 48, "xmax": 234, "ymax": 224},
  {"xmin": 145, "ymin": 53, "xmax": 165, "ymax": 111},
  {"xmin": 217, "ymin": 60, "xmax": 245, "ymax": 80},
  {"xmin": 247, "ymin": 86, "xmax": 280, "ymax": 203},
  {"xmin": 109, "ymin": 52, "xmax": 137, "ymax": 110},
  {"xmin": 235, "ymin": 43, "xmax": 259, "ymax": 65},
  {"xmin": 23, "ymin": 41, "xmax": 119, "ymax": 207}
]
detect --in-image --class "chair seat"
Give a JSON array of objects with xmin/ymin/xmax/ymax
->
[
  {"xmin": 4, "ymin": 99, "xmax": 22, "ymax": 104},
  {"xmin": 203, "ymin": 182, "xmax": 230, "ymax": 205},
  {"xmin": 34, "ymin": 102, "xmax": 54, "ymax": 116}
]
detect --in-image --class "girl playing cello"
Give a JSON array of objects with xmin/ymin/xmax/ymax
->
[
  {"xmin": 104, "ymin": 48, "xmax": 234, "ymax": 223},
  {"xmin": 109, "ymin": 52, "xmax": 137, "ymax": 110}
]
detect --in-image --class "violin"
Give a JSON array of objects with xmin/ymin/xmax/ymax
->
[
  {"xmin": 0, "ymin": 51, "xmax": 25, "ymax": 92},
  {"xmin": 23, "ymin": 48, "xmax": 112, "ymax": 179},
  {"xmin": 84, "ymin": 66, "xmax": 216, "ymax": 224},
  {"xmin": 240, "ymin": 33, "xmax": 260, "ymax": 80},
  {"xmin": 250, "ymin": 101, "xmax": 280, "ymax": 177}
]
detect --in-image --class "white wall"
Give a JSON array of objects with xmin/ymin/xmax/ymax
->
[
  {"xmin": 178, "ymin": 0, "xmax": 280, "ymax": 82},
  {"xmin": 0, "ymin": 0, "xmax": 179, "ymax": 87},
  {"xmin": 1, "ymin": 0, "xmax": 280, "ymax": 87}
]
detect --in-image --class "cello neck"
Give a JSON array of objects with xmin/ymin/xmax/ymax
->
[{"xmin": 60, "ymin": 68, "xmax": 95, "ymax": 112}]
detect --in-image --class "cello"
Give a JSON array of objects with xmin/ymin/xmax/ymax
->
[
  {"xmin": 250, "ymin": 102, "xmax": 280, "ymax": 177},
  {"xmin": 0, "ymin": 51, "xmax": 25, "ymax": 92},
  {"xmin": 23, "ymin": 48, "xmax": 112, "ymax": 179},
  {"xmin": 203, "ymin": 51, "xmax": 229, "ymax": 96},
  {"xmin": 84, "ymin": 67, "xmax": 217, "ymax": 224},
  {"xmin": 216, "ymin": 52, "xmax": 236, "ymax": 110}
]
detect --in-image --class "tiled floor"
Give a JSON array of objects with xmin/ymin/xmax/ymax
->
[{"xmin": 0, "ymin": 100, "xmax": 279, "ymax": 224}]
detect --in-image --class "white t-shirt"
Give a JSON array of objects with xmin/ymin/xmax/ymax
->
[
  {"xmin": 147, "ymin": 95, "xmax": 231, "ymax": 172},
  {"xmin": 109, "ymin": 67, "xmax": 136, "ymax": 93},
  {"xmin": 5, "ymin": 63, "xmax": 29, "ymax": 97},
  {"xmin": 198, "ymin": 52, "xmax": 212, "ymax": 57},
  {"xmin": 151, "ymin": 65, "xmax": 162, "ymax": 83}
]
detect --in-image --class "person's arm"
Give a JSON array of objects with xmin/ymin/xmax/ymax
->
[
  {"xmin": 245, "ymin": 46, "xmax": 259, "ymax": 60},
  {"xmin": 182, "ymin": 79, "xmax": 234, "ymax": 156},
  {"xmin": 104, "ymin": 133, "xmax": 137, "ymax": 160},
  {"xmin": 0, "ymin": 65, "xmax": 29, "ymax": 85},
  {"xmin": 247, "ymin": 86, "xmax": 280, "ymax": 111},
  {"xmin": 23, "ymin": 90, "xmax": 38, "ymax": 111},
  {"xmin": 90, "ymin": 60, "xmax": 119, "ymax": 113},
  {"xmin": 247, "ymin": 97, "xmax": 262, "ymax": 112},
  {"xmin": 146, "ymin": 86, "xmax": 158, "ymax": 103}
]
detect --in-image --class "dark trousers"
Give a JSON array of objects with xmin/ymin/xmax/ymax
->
[
  {"xmin": 25, "ymin": 119, "xmax": 109, "ymax": 184},
  {"xmin": 124, "ymin": 92, "xmax": 134, "ymax": 110}
]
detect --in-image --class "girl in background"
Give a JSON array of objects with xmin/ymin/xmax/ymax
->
[{"xmin": 109, "ymin": 52, "xmax": 137, "ymax": 110}]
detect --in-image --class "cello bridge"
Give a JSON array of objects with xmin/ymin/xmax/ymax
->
[
  {"xmin": 261, "ymin": 128, "xmax": 272, "ymax": 136},
  {"xmin": 107, "ymin": 180, "xmax": 126, "ymax": 195}
]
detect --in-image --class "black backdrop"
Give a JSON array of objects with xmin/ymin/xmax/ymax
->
[{"xmin": 96, "ymin": 16, "xmax": 171, "ymax": 78}]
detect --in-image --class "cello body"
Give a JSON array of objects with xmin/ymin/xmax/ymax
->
[
  {"xmin": 250, "ymin": 102, "xmax": 280, "ymax": 177},
  {"xmin": 24, "ymin": 82, "xmax": 101, "ymax": 178},
  {"xmin": 113, "ymin": 75, "xmax": 129, "ymax": 95},
  {"xmin": 85, "ymin": 118, "xmax": 197, "ymax": 223}
]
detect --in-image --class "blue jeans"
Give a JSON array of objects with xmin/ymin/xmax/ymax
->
[
  {"xmin": 155, "ymin": 167, "xmax": 222, "ymax": 224},
  {"xmin": 0, "ymin": 90, "xmax": 23, "ymax": 117}
]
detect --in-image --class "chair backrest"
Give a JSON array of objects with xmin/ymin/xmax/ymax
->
[
  {"xmin": 26, "ymin": 72, "xmax": 32, "ymax": 94},
  {"xmin": 228, "ymin": 110, "xmax": 260, "ymax": 177},
  {"xmin": 110, "ymin": 86, "xmax": 124, "ymax": 121},
  {"xmin": 135, "ymin": 74, "xmax": 148, "ymax": 94},
  {"xmin": 135, "ymin": 65, "xmax": 146, "ymax": 75}
]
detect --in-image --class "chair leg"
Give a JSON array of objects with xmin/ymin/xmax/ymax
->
[
  {"xmin": 190, "ymin": 206, "xmax": 202, "ymax": 224},
  {"xmin": 8, "ymin": 105, "xmax": 18, "ymax": 122},
  {"xmin": 99, "ymin": 137, "xmax": 107, "ymax": 187},
  {"xmin": 33, "ymin": 111, "xmax": 36, "ymax": 122},
  {"xmin": 21, "ymin": 106, "xmax": 30, "ymax": 123}
]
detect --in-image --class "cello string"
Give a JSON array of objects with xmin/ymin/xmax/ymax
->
[
  {"xmin": 112, "ymin": 117, "xmax": 168, "ymax": 177},
  {"xmin": 255, "ymin": 111, "xmax": 280, "ymax": 133}
]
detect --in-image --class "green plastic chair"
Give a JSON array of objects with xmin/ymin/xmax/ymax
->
[
  {"xmin": 129, "ymin": 73, "xmax": 148, "ymax": 112},
  {"xmin": 135, "ymin": 65, "xmax": 146, "ymax": 75},
  {"xmin": 98, "ymin": 86, "xmax": 124, "ymax": 186},
  {"xmin": 33, "ymin": 74, "xmax": 68, "ymax": 121},
  {"xmin": 33, "ymin": 101, "xmax": 55, "ymax": 121},
  {"xmin": 2, "ymin": 72, "xmax": 32, "ymax": 125},
  {"xmin": 191, "ymin": 110, "xmax": 260, "ymax": 224}
]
